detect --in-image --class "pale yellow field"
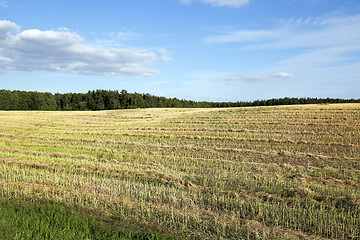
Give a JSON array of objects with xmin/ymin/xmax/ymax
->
[{"xmin": 0, "ymin": 104, "xmax": 359, "ymax": 239}]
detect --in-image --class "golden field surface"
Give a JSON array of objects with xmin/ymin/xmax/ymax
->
[{"xmin": 0, "ymin": 104, "xmax": 359, "ymax": 239}]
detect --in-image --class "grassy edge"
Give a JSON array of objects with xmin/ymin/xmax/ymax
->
[{"xmin": 0, "ymin": 198, "xmax": 178, "ymax": 240}]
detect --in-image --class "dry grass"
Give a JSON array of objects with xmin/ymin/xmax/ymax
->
[{"xmin": 0, "ymin": 103, "xmax": 359, "ymax": 239}]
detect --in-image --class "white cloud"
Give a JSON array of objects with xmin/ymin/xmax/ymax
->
[
  {"xmin": 206, "ymin": 30, "xmax": 276, "ymax": 44},
  {"xmin": 226, "ymin": 72, "xmax": 294, "ymax": 82},
  {"xmin": 156, "ymin": 48, "xmax": 173, "ymax": 62},
  {"xmin": 0, "ymin": 20, "xmax": 18, "ymax": 39},
  {"xmin": 273, "ymin": 72, "xmax": 294, "ymax": 78},
  {"xmin": 205, "ymin": 15, "xmax": 360, "ymax": 49},
  {"xmin": 0, "ymin": 20, "xmax": 170, "ymax": 77},
  {"xmin": 207, "ymin": 14, "xmax": 360, "ymax": 88},
  {"xmin": 181, "ymin": 0, "xmax": 249, "ymax": 8},
  {"xmin": 89, "ymin": 30, "xmax": 140, "ymax": 49}
]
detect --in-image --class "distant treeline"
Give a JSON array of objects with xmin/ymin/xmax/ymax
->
[{"xmin": 0, "ymin": 89, "xmax": 359, "ymax": 111}]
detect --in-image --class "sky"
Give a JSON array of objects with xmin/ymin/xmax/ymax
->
[{"xmin": 0, "ymin": 0, "xmax": 359, "ymax": 102}]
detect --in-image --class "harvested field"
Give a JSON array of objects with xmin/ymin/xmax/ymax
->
[{"xmin": 0, "ymin": 104, "xmax": 359, "ymax": 239}]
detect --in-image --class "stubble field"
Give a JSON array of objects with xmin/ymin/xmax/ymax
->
[{"xmin": 0, "ymin": 104, "xmax": 359, "ymax": 239}]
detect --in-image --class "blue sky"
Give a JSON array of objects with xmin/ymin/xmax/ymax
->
[{"xmin": 1, "ymin": 0, "xmax": 359, "ymax": 101}]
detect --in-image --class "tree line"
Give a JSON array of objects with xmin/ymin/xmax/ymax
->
[{"xmin": 0, "ymin": 89, "xmax": 359, "ymax": 111}]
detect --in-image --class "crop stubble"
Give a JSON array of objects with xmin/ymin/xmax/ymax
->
[{"xmin": 0, "ymin": 104, "xmax": 359, "ymax": 239}]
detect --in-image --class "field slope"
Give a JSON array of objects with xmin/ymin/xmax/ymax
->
[{"xmin": 0, "ymin": 104, "xmax": 359, "ymax": 239}]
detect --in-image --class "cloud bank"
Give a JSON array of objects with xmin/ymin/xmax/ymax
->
[
  {"xmin": 181, "ymin": 0, "xmax": 249, "ymax": 8},
  {"xmin": 0, "ymin": 20, "xmax": 170, "ymax": 77},
  {"xmin": 226, "ymin": 72, "xmax": 294, "ymax": 83}
]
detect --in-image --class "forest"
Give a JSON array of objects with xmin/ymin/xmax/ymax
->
[{"xmin": 0, "ymin": 89, "xmax": 359, "ymax": 111}]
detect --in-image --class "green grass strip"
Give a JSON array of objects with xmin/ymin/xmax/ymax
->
[{"xmin": 0, "ymin": 199, "xmax": 176, "ymax": 240}]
